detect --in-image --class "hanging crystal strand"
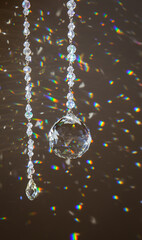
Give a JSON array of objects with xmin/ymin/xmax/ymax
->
[
  {"xmin": 66, "ymin": 0, "xmax": 77, "ymax": 111},
  {"xmin": 22, "ymin": 0, "xmax": 38, "ymax": 201},
  {"xmin": 48, "ymin": 0, "xmax": 92, "ymax": 161}
]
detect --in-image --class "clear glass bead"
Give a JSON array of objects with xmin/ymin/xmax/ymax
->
[
  {"xmin": 67, "ymin": 73, "xmax": 76, "ymax": 81},
  {"xmin": 25, "ymin": 91, "xmax": 32, "ymax": 99},
  {"xmin": 26, "ymin": 128, "xmax": 33, "ymax": 136},
  {"xmin": 23, "ymin": 66, "xmax": 31, "ymax": 73},
  {"xmin": 68, "ymin": 22, "xmax": 75, "ymax": 30},
  {"xmin": 66, "ymin": 100, "xmax": 75, "ymax": 109},
  {"xmin": 25, "ymin": 74, "xmax": 31, "ymax": 82},
  {"xmin": 67, "ymin": 66, "xmax": 74, "ymax": 73},
  {"xmin": 25, "ymin": 179, "xmax": 38, "ymax": 201},
  {"xmin": 67, "ymin": 9, "xmax": 75, "ymax": 18},
  {"xmin": 27, "ymin": 167, "xmax": 35, "ymax": 175},
  {"xmin": 22, "ymin": 0, "xmax": 31, "ymax": 9},
  {"xmin": 68, "ymin": 30, "xmax": 75, "ymax": 40},
  {"xmin": 28, "ymin": 150, "xmax": 34, "ymax": 157},
  {"xmin": 67, "ymin": 0, "xmax": 76, "ymax": 9},
  {"xmin": 25, "ymin": 84, "xmax": 32, "ymax": 92},
  {"xmin": 67, "ymin": 44, "xmax": 76, "ymax": 53},
  {"xmin": 26, "ymin": 104, "xmax": 32, "ymax": 112},
  {"xmin": 24, "ymin": 41, "xmax": 30, "ymax": 48},
  {"xmin": 23, "ymin": 48, "xmax": 31, "ymax": 56},
  {"xmin": 23, "ymin": 9, "xmax": 30, "ymax": 16},
  {"xmin": 49, "ymin": 113, "xmax": 92, "ymax": 160},
  {"xmin": 28, "ymin": 144, "xmax": 34, "ymax": 150},
  {"xmin": 67, "ymin": 53, "xmax": 76, "ymax": 62},
  {"xmin": 25, "ymin": 111, "xmax": 33, "ymax": 119},
  {"xmin": 27, "ymin": 174, "xmax": 32, "ymax": 179},
  {"xmin": 25, "ymin": 55, "xmax": 32, "ymax": 62},
  {"xmin": 27, "ymin": 122, "xmax": 33, "ymax": 128},
  {"xmin": 67, "ymin": 92, "xmax": 74, "ymax": 100},
  {"xmin": 28, "ymin": 161, "xmax": 34, "ymax": 168},
  {"xmin": 68, "ymin": 80, "xmax": 74, "ymax": 87},
  {"xmin": 28, "ymin": 139, "xmax": 34, "ymax": 145},
  {"xmin": 23, "ymin": 21, "xmax": 30, "ymax": 28},
  {"xmin": 23, "ymin": 27, "xmax": 30, "ymax": 36}
]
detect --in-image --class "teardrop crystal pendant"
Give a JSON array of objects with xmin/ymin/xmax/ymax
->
[
  {"xmin": 49, "ymin": 113, "xmax": 92, "ymax": 160},
  {"xmin": 25, "ymin": 179, "xmax": 39, "ymax": 201}
]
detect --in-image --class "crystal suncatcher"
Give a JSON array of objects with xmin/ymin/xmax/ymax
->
[
  {"xmin": 22, "ymin": 0, "xmax": 39, "ymax": 200},
  {"xmin": 49, "ymin": 0, "xmax": 92, "ymax": 162},
  {"xmin": 22, "ymin": 0, "xmax": 91, "ymax": 200}
]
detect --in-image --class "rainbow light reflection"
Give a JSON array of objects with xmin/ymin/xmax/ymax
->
[{"xmin": 70, "ymin": 233, "xmax": 80, "ymax": 240}]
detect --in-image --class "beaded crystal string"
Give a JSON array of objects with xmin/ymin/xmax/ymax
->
[
  {"xmin": 66, "ymin": 0, "xmax": 77, "ymax": 111},
  {"xmin": 22, "ymin": 0, "xmax": 38, "ymax": 201},
  {"xmin": 49, "ymin": 0, "xmax": 91, "ymax": 161}
]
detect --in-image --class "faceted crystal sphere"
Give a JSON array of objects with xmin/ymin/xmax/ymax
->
[
  {"xmin": 66, "ymin": 100, "xmax": 75, "ymax": 109},
  {"xmin": 49, "ymin": 113, "xmax": 92, "ymax": 160},
  {"xmin": 67, "ymin": 53, "xmax": 76, "ymax": 62}
]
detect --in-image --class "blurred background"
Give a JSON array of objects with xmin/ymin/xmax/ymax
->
[{"xmin": 0, "ymin": 0, "xmax": 142, "ymax": 239}]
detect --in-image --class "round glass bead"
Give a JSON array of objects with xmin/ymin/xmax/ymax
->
[
  {"xmin": 67, "ymin": 9, "xmax": 75, "ymax": 18},
  {"xmin": 28, "ymin": 139, "xmax": 34, "ymax": 145},
  {"xmin": 23, "ymin": 21, "xmax": 30, "ymax": 28},
  {"xmin": 67, "ymin": 44, "xmax": 76, "ymax": 53},
  {"xmin": 67, "ymin": 92, "xmax": 74, "ymax": 100},
  {"xmin": 23, "ymin": 66, "xmax": 31, "ymax": 73},
  {"xmin": 22, "ymin": 0, "xmax": 31, "ymax": 9},
  {"xmin": 23, "ymin": 9, "xmax": 29, "ymax": 16},
  {"xmin": 68, "ymin": 80, "xmax": 74, "ymax": 87},
  {"xmin": 67, "ymin": 1, "xmax": 73, "ymax": 9},
  {"xmin": 49, "ymin": 113, "xmax": 92, "ymax": 160},
  {"xmin": 67, "ymin": 66, "xmax": 74, "ymax": 73},
  {"xmin": 25, "ymin": 111, "xmax": 33, "ymax": 119},
  {"xmin": 67, "ymin": 73, "xmax": 76, "ymax": 81},
  {"xmin": 24, "ymin": 41, "xmax": 30, "ymax": 48},
  {"xmin": 23, "ymin": 48, "xmax": 31, "ymax": 56},
  {"xmin": 67, "ymin": 53, "xmax": 76, "ymax": 62},
  {"xmin": 67, "ymin": 0, "xmax": 76, "ymax": 9},
  {"xmin": 66, "ymin": 100, "xmax": 75, "ymax": 109}
]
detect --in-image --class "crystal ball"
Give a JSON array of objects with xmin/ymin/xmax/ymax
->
[{"xmin": 49, "ymin": 113, "xmax": 92, "ymax": 160}]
